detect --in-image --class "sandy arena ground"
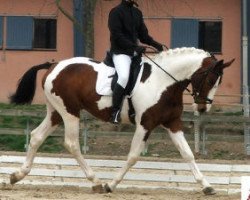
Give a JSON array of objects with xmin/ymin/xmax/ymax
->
[
  {"xmin": 0, "ymin": 184, "xmax": 240, "ymax": 200},
  {"xmin": 0, "ymin": 151, "xmax": 245, "ymax": 200}
]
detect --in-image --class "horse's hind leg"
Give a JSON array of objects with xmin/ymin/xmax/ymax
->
[
  {"xmin": 62, "ymin": 113, "xmax": 103, "ymax": 193},
  {"xmin": 104, "ymin": 125, "xmax": 147, "ymax": 192},
  {"xmin": 167, "ymin": 130, "xmax": 216, "ymax": 195},
  {"xmin": 10, "ymin": 102, "xmax": 61, "ymax": 184}
]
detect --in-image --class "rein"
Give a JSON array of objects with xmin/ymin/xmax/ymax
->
[{"xmin": 142, "ymin": 53, "xmax": 193, "ymax": 95}]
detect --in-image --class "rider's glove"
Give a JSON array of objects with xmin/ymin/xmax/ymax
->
[
  {"xmin": 151, "ymin": 41, "xmax": 164, "ymax": 52},
  {"xmin": 135, "ymin": 46, "xmax": 146, "ymax": 55}
]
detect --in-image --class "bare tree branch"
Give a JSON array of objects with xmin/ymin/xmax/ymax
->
[
  {"xmin": 55, "ymin": 0, "xmax": 98, "ymax": 57},
  {"xmin": 55, "ymin": 0, "xmax": 83, "ymax": 33}
]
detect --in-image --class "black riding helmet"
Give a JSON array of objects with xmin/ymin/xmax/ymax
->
[{"xmin": 122, "ymin": 0, "xmax": 139, "ymax": 7}]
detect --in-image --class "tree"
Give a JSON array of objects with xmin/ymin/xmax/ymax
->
[
  {"xmin": 56, "ymin": 0, "xmax": 98, "ymax": 57},
  {"xmin": 82, "ymin": 0, "xmax": 98, "ymax": 57}
]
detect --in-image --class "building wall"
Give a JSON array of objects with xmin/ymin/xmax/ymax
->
[
  {"xmin": 94, "ymin": 0, "xmax": 241, "ymax": 104},
  {"xmin": 247, "ymin": 0, "xmax": 250, "ymax": 88},
  {"xmin": 0, "ymin": 0, "xmax": 74, "ymax": 103}
]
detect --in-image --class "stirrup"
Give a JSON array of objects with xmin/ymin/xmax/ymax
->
[{"xmin": 111, "ymin": 110, "xmax": 121, "ymax": 124}]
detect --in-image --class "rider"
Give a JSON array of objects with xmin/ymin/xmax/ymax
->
[{"xmin": 109, "ymin": 0, "xmax": 164, "ymax": 124}]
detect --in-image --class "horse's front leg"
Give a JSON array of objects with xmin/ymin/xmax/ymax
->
[
  {"xmin": 104, "ymin": 125, "xmax": 147, "ymax": 193},
  {"xmin": 167, "ymin": 129, "xmax": 216, "ymax": 195}
]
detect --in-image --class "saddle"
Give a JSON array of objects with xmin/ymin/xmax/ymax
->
[{"xmin": 103, "ymin": 51, "xmax": 142, "ymax": 96}]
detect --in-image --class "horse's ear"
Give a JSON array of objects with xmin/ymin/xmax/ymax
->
[
  {"xmin": 222, "ymin": 58, "xmax": 235, "ymax": 69},
  {"xmin": 214, "ymin": 59, "xmax": 234, "ymax": 71},
  {"xmin": 215, "ymin": 59, "xmax": 224, "ymax": 67}
]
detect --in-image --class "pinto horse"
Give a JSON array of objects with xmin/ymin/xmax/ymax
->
[{"xmin": 9, "ymin": 47, "xmax": 234, "ymax": 195}]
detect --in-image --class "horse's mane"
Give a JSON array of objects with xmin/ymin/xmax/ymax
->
[
  {"xmin": 143, "ymin": 47, "xmax": 212, "ymax": 81},
  {"xmin": 152, "ymin": 47, "xmax": 211, "ymax": 62},
  {"xmin": 167, "ymin": 47, "xmax": 210, "ymax": 56}
]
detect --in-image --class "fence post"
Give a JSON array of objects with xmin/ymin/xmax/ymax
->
[
  {"xmin": 194, "ymin": 112, "xmax": 200, "ymax": 154},
  {"xmin": 243, "ymin": 85, "xmax": 250, "ymax": 155},
  {"xmin": 141, "ymin": 143, "xmax": 148, "ymax": 156},
  {"xmin": 201, "ymin": 126, "xmax": 207, "ymax": 155},
  {"xmin": 81, "ymin": 113, "xmax": 89, "ymax": 154},
  {"xmin": 24, "ymin": 118, "xmax": 30, "ymax": 151},
  {"xmin": 244, "ymin": 127, "xmax": 250, "ymax": 155}
]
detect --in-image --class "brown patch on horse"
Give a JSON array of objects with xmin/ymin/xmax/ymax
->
[
  {"xmin": 50, "ymin": 63, "xmax": 111, "ymax": 120},
  {"xmin": 141, "ymin": 63, "xmax": 152, "ymax": 83},
  {"xmin": 191, "ymin": 56, "xmax": 220, "ymax": 110},
  {"xmin": 201, "ymin": 57, "xmax": 217, "ymax": 70},
  {"xmin": 141, "ymin": 80, "xmax": 190, "ymax": 141},
  {"xmin": 51, "ymin": 111, "xmax": 63, "ymax": 126}
]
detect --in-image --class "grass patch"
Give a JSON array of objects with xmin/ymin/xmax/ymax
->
[
  {"xmin": 0, "ymin": 115, "xmax": 43, "ymax": 129},
  {"xmin": 39, "ymin": 137, "xmax": 65, "ymax": 153},
  {"xmin": 0, "ymin": 103, "xmax": 45, "ymax": 110},
  {"xmin": 0, "ymin": 104, "xmax": 72, "ymax": 153},
  {"xmin": 0, "ymin": 135, "xmax": 26, "ymax": 151},
  {"xmin": 0, "ymin": 134, "xmax": 66, "ymax": 153},
  {"xmin": 0, "ymin": 103, "xmax": 45, "ymax": 129}
]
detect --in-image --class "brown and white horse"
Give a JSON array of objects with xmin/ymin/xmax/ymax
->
[{"xmin": 9, "ymin": 47, "xmax": 234, "ymax": 195}]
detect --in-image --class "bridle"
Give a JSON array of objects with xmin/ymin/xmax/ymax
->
[
  {"xmin": 143, "ymin": 49, "xmax": 222, "ymax": 105},
  {"xmin": 191, "ymin": 67, "xmax": 223, "ymax": 104}
]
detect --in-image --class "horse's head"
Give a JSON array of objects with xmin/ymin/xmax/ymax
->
[{"xmin": 191, "ymin": 56, "xmax": 235, "ymax": 113}]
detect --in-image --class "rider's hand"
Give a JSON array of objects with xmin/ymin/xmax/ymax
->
[
  {"xmin": 151, "ymin": 41, "xmax": 164, "ymax": 52},
  {"xmin": 155, "ymin": 44, "xmax": 164, "ymax": 52},
  {"xmin": 135, "ymin": 46, "xmax": 146, "ymax": 55}
]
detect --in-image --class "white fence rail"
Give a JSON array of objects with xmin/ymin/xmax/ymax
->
[{"xmin": 0, "ymin": 155, "xmax": 249, "ymax": 194}]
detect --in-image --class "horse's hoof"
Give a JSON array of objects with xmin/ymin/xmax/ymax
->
[
  {"xmin": 104, "ymin": 183, "xmax": 113, "ymax": 193},
  {"xmin": 10, "ymin": 173, "xmax": 19, "ymax": 185},
  {"xmin": 203, "ymin": 187, "xmax": 216, "ymax": 195},
  {"xmin": 92, "ymin": 184, "xmax": 104, "ymax": 193}
]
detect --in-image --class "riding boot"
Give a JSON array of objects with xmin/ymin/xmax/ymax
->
[{"xmin": 111, "ymin": 84, "xmax": 125, "ymax": 124}]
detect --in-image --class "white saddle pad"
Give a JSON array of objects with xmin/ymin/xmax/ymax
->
[
  {"xmin": 95, "ymin": 63, "xmax": 115, "ymax": 96},
  {"xmin": 95, "ymin": 62, "xmax": 144, "ymax": 96}
]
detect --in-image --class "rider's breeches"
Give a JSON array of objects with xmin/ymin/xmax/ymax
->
[{"xmin": 112, "ymin": 54, "xmax": 132, "ymax": 88}]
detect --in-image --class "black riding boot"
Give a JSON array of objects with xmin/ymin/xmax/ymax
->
[{"xmin": 111, "ymin": 84, "xmax": 125, "ymax": 124}]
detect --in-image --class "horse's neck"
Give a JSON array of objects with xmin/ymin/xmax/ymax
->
[{"xmin": 149, "ymin": 48, "xmax": 210, "ymax": 81}]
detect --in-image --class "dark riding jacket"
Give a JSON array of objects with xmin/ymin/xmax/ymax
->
[{"xmin": 108, "ymin": 0, "xmax": 161, "ymax": 56}]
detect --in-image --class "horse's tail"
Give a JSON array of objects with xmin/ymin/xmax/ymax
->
[{"xmin": 9, "ymin": 62, "xmax": 55, "ymax": 105}]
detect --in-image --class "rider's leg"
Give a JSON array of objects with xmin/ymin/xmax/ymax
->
[{"xmin": 111, "ymin": 54, "xmax": 131, "ymax": 123}]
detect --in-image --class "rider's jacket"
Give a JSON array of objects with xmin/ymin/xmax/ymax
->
[{"xmin": 108, "ymin": 0, "xmax": 159, "ymax": 56}]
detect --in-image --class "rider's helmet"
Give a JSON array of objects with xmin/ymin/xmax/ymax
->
[{"xmin": 122, "ymin": 0, "xmax": 138, "ymax": 7}]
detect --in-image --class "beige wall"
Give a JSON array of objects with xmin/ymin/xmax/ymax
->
[
  {"xmin": 94, "ymin": 0, "xmax": 241, "ymax": 104},
  {"xmin": 0, "ymin": 0, "xmax": 241, "ymax": 104},
  {"xmin": 0, "ymin": 0, "xmax": 74, "ymax": 103}
]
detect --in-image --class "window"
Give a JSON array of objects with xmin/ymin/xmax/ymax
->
[
  {"xmin": 171, "ymin": 19, "xmax": 222, "ymax": 54},
  {"xmin": 171, "ymin": 19, "xmax": 199, "ymax": 48},
  {"xmin": 6, "ymin": 16, "xmax": 33, "ymax": 50},
  {"xmin": 6, "ymin": 16, "xmax": 57, "ymax": 50},
  {"xmin": 33, "ymin": 18, "xmax": 57, "ymax": 49},
  {"xmin": 199, "ymin": 21, "xmax": 222, "ymax": 53}
]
